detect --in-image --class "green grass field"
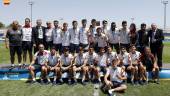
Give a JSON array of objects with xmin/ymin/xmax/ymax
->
[
  {"xmin": 0, "ymin": 42, "xmax": 170, "ymax": 96},
  {"xmin": 0, "ymin": 80, "xmax": 170, "ymax": 96}
]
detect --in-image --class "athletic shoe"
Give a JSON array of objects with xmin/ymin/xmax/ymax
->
[
  {"xmin": 131, "ymin": 80, "xmax": 135, "ymax": 85},
  {"xmin": 68, "ymin": 79, "xmax": 72, "ymax": 85},
  {"xmin": 135, "ymin": 81, "xmax": 139, "ymax": 85},
  {"xmin": 30, "ymin": 80, "xmax": 36, "ymax": 84},
  {"xmin": 52, "ymin": 81, "xmax": 56, "ymax": 85},
  {"xmin": 139, "ymin": 80, "xmax": 144, "ymax": 85},
  {"xmin": 59, "ymin": 79, "xmax": 64, "ymax": 83},
  {"xmin": 73, "ymin": 79, "xmax": 77, "ymax": 85},
  {"xmin": 11, "ymin": 64, "xmax": 15, "ymax": 67},
  {"xmin": 82, "ymin": 81, "xmax": 86, "ymax": 85},
  {"xmin": 108, "ymin": 90, "xmax": 116, "ymax": 96},
  {"xmin": 46, "ymin": 81, "xmax": 51, "ymax": 84},
  {"xmin": 40, "ymin": 80, "xmax": 45, "ymax": 85}
]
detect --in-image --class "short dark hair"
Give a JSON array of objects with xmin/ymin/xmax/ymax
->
[
  {"xmin": 25, "ymin": 18, "xmax": 30, "ymax": 22},
  {"xmin": 111, "ymin": 22, "xmax": 116, "ymax": 25},
  {"xmin": 91, "ymin": 19, "xmax": 96, "ymax": 23},
  {"xmin": 53, "ymin": 20, "xmax": 59, "ymax": 23},
  {"xmin": 72, "ymin": 20, "xmax": 77, "ymax": 24},
  {"xmin": 63, "ymin": 47, "xmax": 69, "ymax": 52},
  {"xmin": 141, "ymin": 23, "xmax": 146, "ymax": 27},
  {"xmin": 82, "ymin": 19, "xmax": 87, "ymax": 23},
  {"xmin": 102, "ymin": 20, "xmax": 108, "ymax": 24},
  {"xmin": 122, "ymin": 21, "xmax": 127, "ymax": 25}
]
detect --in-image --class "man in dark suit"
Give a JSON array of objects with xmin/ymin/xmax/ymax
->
[
  {"xmin": 148, "ymin": 23, "xmax": 164, "ymax": 70},
  {"xmin": 32, "ymin": 19, "xmax": 46, "ymax": 53},
  {"xmin": 137, "ymin": 23, "xmax": 149, "ymax": 53}
]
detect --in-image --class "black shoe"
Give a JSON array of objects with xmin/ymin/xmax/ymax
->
[
  {"xmin": 30, "ymin": 80, "xmax": 36, "ymax": 84},
  {"xmin": 40, "ymin": 80, "xmax": 45, "ymax": 85},
  {"xmin": 131, "ymin": 81, "xmax": 135, "ymax": 85},
  {"xmin": 139, "ymin": 80, "xmax": 144, "ymax": 85},
  {"xmin": 73, "ymin": 79, "xmax": 77, "ymax": 85},
  {"xmin": 46, "ymin": 80, "xmax": 51, "ymax": 85},
  {"xmin": 82, "ymin": 81, "xmax": 86, "ymax": 85},
  {"xmin": 52, "ymin": 81, "xmax": 56, "ymax": 85},
  {"xmin": 68, "ymin": 80, "xmax": 72, "ymax": 85},
  {"xmin": 135, "ymin": 81, "xmax": 139, "ymax": 85},
  {"xmin": 154, "ymin": 80, "xmax": 160, "ymax": 84},
  {"xmin": 59, "ymin": 79, "xmax": 64, "ymax": 84}
]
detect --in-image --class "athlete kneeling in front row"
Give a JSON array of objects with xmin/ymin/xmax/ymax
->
[
  {"xmin": 46, "ymin": 47, "xmax": 62, "ymax": 85},
  {"xmin": 60, "ymin": 48, "xmax": 75, "ymax": 85},
  {"xmin": 73, "ymin": 47, "xmax": 88, "ymax": 85},
  {"xmin": 104, "ymin": 59, "xmax": 127, "ymax": 96},
  {"xmin": 28, "ymin": 44, "xmax": 49, "ymax": 84}
]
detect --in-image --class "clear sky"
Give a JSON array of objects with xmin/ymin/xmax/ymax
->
[{"xmin": 0, "ymin": 0, "xmax": 169, "ymax": 28}]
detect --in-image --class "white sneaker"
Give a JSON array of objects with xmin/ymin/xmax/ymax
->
[
  {"xmin": 11, "ymin": 64, "xmax": 15, "ymax": 67},
  {"xmin": 108, "ymin": 90, "xmax": 116, "ymax": 96},
  {"xmin": 18, "ymin": 64, "xmax": 22, "ymax": 66}
]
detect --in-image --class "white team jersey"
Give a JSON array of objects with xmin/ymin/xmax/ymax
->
[
  {"xmin": 22, "ymin": 27, "xmax": 32, "ymax": 41},
  {"xmin": 60, "ymin": 54, "xmax": 73, "ymax": 66},
  {"xmin": 118, "ymin": 52, "xmax": 131, "ymax": 65},
  {"xmin": 48, "ymin": 54, "xmax": 60, "ymax": 67},
  {"xmin": 61, "ymin": 31, "xmax": 70, "ymax": 46},
  {"xmin": 119, "ymin": 28, "xmax": 130, "ymax": 44},
  {"xmin": 107, "ymin": 52, "xmax": 118, "ymax": 64},
  {"xmin": 45, "ymin": 28, "xmax": 53, "ymax": 42},
  {"xmin": 96, "ymin": 33, "xmax": 108, "ymax": 47},
  {"xmin": 107, "ymin": 28, "xmax": 120, "ymax": 44},
  {"xmin": 34, "ymin": 50, "xmax": 49, "ymax": 65},
  {"xmin": 107, "ymin": 67, "xmax": 126, "ymax": 83},
  {"xmin": 85, "ymin": 52, "xmax": 98, "ymax": 65},
  {"xmin": 69, "ymin": 28, "xmax": 80, "ymax": 44},
  {"xmin": 79, "ymin": 27, "xmax": 89, "ymax": 44},
  {"xmin": 52, "ymin": 28, "xmax": 62, "ymax": 44},
  {"xmin": 129, "ymin": 51, "xmax": 141, "ymax": 64},
  {"xmin": 96, "ymin": 53, "xmax": 108, "ymax": 67},
  {"xmin": 102, "ymin": 26, "xmax": 109, "ymax": 34},
  {"xmin": 75, "ymin": 53, "xmax": 86, "ymax": 66}
]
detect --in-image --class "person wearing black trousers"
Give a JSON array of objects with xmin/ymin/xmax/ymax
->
[
  {"xmin": 148, "ymin": 23, "xmax": 164, "ymax": 70},
  {"xmin": 32, "ymin": 19, "xmax": 46, "ymax": 53}
]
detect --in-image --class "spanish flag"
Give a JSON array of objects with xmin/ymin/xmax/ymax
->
[{"xmin": 3, "ymin": 0, "xmax": 10, "ymax": 5}]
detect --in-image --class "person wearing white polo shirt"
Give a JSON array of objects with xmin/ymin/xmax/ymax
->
[
  {"xmin": 52, "ymin": 20, "xmax": 62, "ymax": 54},
  {"xmin": 60, "ymin": 48, "xmax": 75, "ymax": 85},
  {"xmin": 22, "ymin": 18, "xmax": 33, "ymax": 65},
  {"xmin": 44, "ymin": 21, "xmax": 53, "ymax": 50},
  {"xmin": 88, "ymin": 19, "xmax": 97, "ymax": 50},
  {"xmin": 79, "ymin": 19, "xmax": 89, "ymax": 51},
  {"xmin": 73, "ymin": 47, "xmax": 88, "ymax": 85},
  {"xmin": 107, "ymin": 22, "xmax": 120, "ymax": 54},
  {"xmin": 69, "ymin": 20, "xmax": 80, "ymax": 54},
  {"xmin": 61, "ymin": 23, "xmax": 70, "ymax": 52},
  {"xmin": 119, "ymin": 21, "xmax": 130, "ymax": 52},
  {"xmin": 95, "ymin": 27, "xmax": 108, "ymax": 52},
  {"xmin": 104, "ymin": 59, "xmax": 127, "ymax": 96},
  {"xmin": 101, "ymin": 20, "xmax": 109, "ymax": 34},
  {"xmin": 107, "ymin": 46, "xmax": 118, "ymax": 66},
  {"xmin": 129, "ymin": 45, "xmax": 141, "ymax": 85},
  {"xmin": 85, "ymin": 46, "xmax": 98, "ymax": 81}
]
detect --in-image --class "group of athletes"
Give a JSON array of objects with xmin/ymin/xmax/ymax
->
[{"xmin": 5, "ymin": 18, "xmax": 164, "ymax": 96}]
